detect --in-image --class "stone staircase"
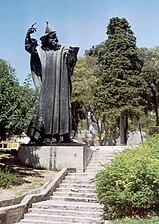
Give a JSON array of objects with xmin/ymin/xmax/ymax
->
[{"xmin": 16, "ymin": 147, "xmax": 117, "ymax": 224}]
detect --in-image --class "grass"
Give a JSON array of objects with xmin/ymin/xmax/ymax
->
[
  {"xmin": 0, "ymin": 167, "xmax": 23, "ymax": 188},
  {"xmin": 113, "ymin": 216, "xmax": 159, "ymax": 224}
]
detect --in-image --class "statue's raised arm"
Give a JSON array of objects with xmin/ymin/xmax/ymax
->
[{"xmin": 25, "ymin": 23, "xmax": 38, "ymax": 54}]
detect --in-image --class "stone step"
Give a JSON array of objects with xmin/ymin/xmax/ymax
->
[
  {"xmin": 59, "ymin": 182, "xmax": 95, "ymax": 189},
  {"xmin": 28, "ymin": 208, "xmax": 101, "ymax": 218},
  {"xmin": 91, "ymin": 154, "xmax": 114, "ymax": 157},
  {"xmin": 89, "ymin": 162, "xmax": 111, "ymax": 165},
  {"xmin": 88, "ymin": 160, "xmax": 112, "ymax": 165},
  {"xmin": 86, "ymin": 165, "xmax": 104, "ymax": 169},
  {"xmin": 68, "ymin": 172, "xmax": 95, "ymax": 176},
  {"xmin": 56, "ymin": 187, "xmax": 95, "ymax": 193},
  {"xmin": 89, "ymin": 156, "xmax": 109, "ymax": 159},
  {"xmin": 86, "ymin": 165, "xmax": 103, "ymax": 169},
  {"xmin": 23, "ymin": 213, "xmax": 101, "ymax": 223},
  {"xmin": 65, "ymin": 174, "xmax": 95, "ymax": 179},
  {"xmin": 86, "ymin": 168, "xmax": 102, "ymax": 172},
  {"xmin": 89, "ymin": 155, "xmax": 114, "ymax": 159},
  {"xmin": 64, "ymin": 176, "xmax": 95, "ymax": 182},
  {"xmin": 61, "ymin": 179, "xmax": 94, "ymax": 184},
  {"xmin": 87, "ymin": 161, "xmax": 108, "ymax": 165},
  {"xmin": 65, "ymin": 173, "xmax": 95, "ymax": 177},
  {"xmin": 91, "ymin": 151, "xmax": 115, "ymax": 155},
  {"xmin": 32, "ymin": 201, "xmax": 103, "ymax": 212},
  {"xmin": 50, "ymin": 195, "xmax": 97, "ymax": 202},
  {"xmin": 86, "ymin": 164, "xmax": 103, "ymax": 167},
  {"xmin": 86, "ymin": 167, "xmax": 102, "ymax": 172},
  {"xmin": 17, "ymin": 220, "xmax": 98, "ymax": 224},
  {"xmin": 88, "ymin": 161, "xmax": 106, "ymax": 165},
  {"xmin": 52, "ymin": 191, "xmax": 97, "ymax": 198},
  {"xmin": 89, "ymin": 160, "xmax": 113, "ymax": 164}
]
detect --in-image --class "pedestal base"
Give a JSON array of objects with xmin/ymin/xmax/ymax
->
[{"xmin": 18, "ymin": 144, "xmax": 92, "ymax": 172}]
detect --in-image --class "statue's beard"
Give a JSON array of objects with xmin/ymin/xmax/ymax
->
[
  {"xmin": 50, "ymin": 39, "xmax": 57, "ymax": 46},
  {"xmin": 41, "ymin": 38, "xmax": 61, "ymax": 51},
  {"xmin": 48, "ymin": 40, "xmax": 60, "ymax": 50}
]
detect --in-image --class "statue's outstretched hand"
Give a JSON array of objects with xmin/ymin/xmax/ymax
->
[
  {"xmin": 27, "ymin": 23, "xmax": 37, "ymax": 35},
  {"xmin": 25, "ymin": 23, "xmax": 38, "ymax": 54}
]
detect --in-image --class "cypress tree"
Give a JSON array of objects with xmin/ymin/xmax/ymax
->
[{"xmin": 90, "ymin": 17, "xmax": 148, "ymax": 144}]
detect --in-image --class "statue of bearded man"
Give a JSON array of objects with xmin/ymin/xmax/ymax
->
[{"xmin": 25, "ymin": 22, "xmax": 79, "ymax": 144}]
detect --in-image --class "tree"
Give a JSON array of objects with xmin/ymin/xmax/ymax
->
[
  {"xmin": 72, "ymin": 56, "xmax": 119, "ymax": 145},
  {"xmin": 0, "ymin": 59, "xmax": 37, "ymax": 140},
  {"xmin": 72, "ymin": 56, "xmax": 99, "ymax": 136},
  {"xmin": 140, "ymin": 47, "xmax": 159, "ymax": 126},
  {"xmin": 89, "ymin": 17, "xmax": 148, "ymax": 145}
]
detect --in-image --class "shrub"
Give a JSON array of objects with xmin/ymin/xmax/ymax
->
[
  {"xmin": 148, "ymin": 126, "xmax": 159, "ymax": 136},
  {"xmin": 0, "ymin": 167, "xmax": 23, "ymax": 188},
  {"xmin": 95, "ymin": 135, "xmax": 159, "ymax": 220}
]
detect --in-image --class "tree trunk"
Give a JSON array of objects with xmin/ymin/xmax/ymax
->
[
  {"xmin": 154, "ymin": 104, "xmax": 159, "ymax": 126},
  {"xmin": 96, "ymin": 120, "xmax": 102, "ymax": 146},
  {"xmin": 120, "ymin": 112, "xmax": 128, "ymax": 145},
  {"xmin": 86, "ymin": 113, "xmax": 89, "ymax": 130},
  {"xmin": 151, "ymin": 88, "xmax": 159, "ymax": 126},
  {"xmin": 0, "ymin": 124, "xmax": 6, "ymax": 141},
  {"xmin": 138, "ymin": 123, "xmax": 143, "ymax": 142}
]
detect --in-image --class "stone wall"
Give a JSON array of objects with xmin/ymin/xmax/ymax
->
[{"xmin": 18, "ymin": 144, "xmax": 92, "ymax": 172}]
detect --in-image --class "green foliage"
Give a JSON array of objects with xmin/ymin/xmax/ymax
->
[
  {"xmin": 113, "ymin": 216, "xmax": 159, "ymax": 224},
  {"xmin": 72, "ymin": 56, "xmax": 100, "ymax": 133},
  {"xmin": 95, "ymin": 135, "xmax": 159, "ymax": 219},
  {"xmin": 72, "ymin": 56, "xmax": 99, "ymax": 108},
  {"xmin": 0, "ymin": 59, "xmax": 37, "ymax": 140},
  {"xmin": 97, "ymin": 111, "xmax": 120, "ymax": 146},
  {"xmin": 0, "ymin": 167, "xmax": 23, "ymax": 188},
  {"xmin": 140, "ymin": 47, "xmax": 159, "ymax": 125},
  {"xmin": 128, "ymin": 113, "xmax": 156, "ymax": 136},
  {"xmin": 148, "ymin": 126, "xmax": 159, "ymax": 136}
]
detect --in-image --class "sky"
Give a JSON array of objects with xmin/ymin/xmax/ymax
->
[{"xmin": 1, "ymin": 0, "xmax": 159, "ymax": 84}]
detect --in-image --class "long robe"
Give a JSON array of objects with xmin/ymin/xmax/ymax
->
[{"xmin": 27, "ymin": 44, "xmax": 78, "ymax": 143}]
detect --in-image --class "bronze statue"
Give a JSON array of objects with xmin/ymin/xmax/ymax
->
[{"xmin": 25, "ymin": 22, "xmax": 79, "ymax": 144}]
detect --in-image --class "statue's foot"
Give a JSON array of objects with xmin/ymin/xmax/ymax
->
[{"xmin": 61, "ymin": 138, "xmax": 83, "ymax": 144}]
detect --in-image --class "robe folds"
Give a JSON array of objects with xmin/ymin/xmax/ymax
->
[{"xmin": 27, "ymin": 44, "xmax": 77, "ymax": 143}]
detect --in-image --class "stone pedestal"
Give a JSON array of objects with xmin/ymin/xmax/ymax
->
[{"xmin": 18, "ymin": 144, "xmax": 92, "ymax": 172}]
